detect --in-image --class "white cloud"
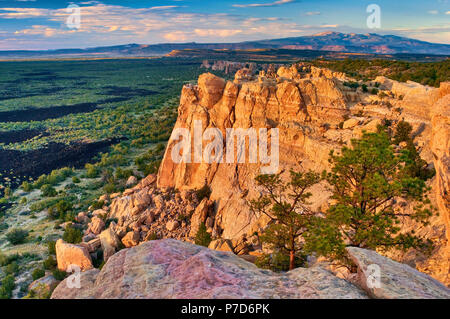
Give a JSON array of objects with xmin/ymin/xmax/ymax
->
[
  {"xmin": 305, "ymin": 11, "xmax": 321, "ymax": 16},
  {"xmin": 428, "ymin": 10, "xmax": 439, "ymax": 14},
  {"xmin": 232, "ymin": 0, "xmax": 296, "ymax": 8}
]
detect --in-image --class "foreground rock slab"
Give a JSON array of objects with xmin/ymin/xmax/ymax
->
[
  {"xmin": 52, "ymin": 239, "xmax": 367, "ymax": 299},
  {"xmin": 347, "ymin": 247, "xmax": 450, "ymax": 299}
]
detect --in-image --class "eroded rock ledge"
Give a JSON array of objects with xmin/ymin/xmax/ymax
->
[{"xmin": 51, "ymin": 239, "xmax": 449, "ymax": 299}]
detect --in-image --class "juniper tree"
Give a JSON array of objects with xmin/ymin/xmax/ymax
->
[
  {"xmin": 195, "ymin": 222, "xmax": 212, "ymax": 247},
  {"xmin": 305, "ymin": 131, "xmax": 434, "ymax": 260},
  {"xmin": 248, "ymin": 170, "xmax": 321, "ymax": 270}
]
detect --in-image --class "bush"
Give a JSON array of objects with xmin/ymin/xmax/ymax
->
[
  {"xmin": 32, "ymin": 268, "xmax": 45, "ymax": 281},
  {"xmin": 91, "ymin": 200, "xmax": 105, "ymax": 210},
  {"xmin": 51, "ymin": 269, "xmax": 67, "ymax": 281},
  {"xmin": 40, "ymin": 184, "xmax": 57, "ymax": 197},
  {"xmin": 72, "ymin": 176, "xmax": 81, "ymax": 184},
  {"xmin": 0, "ymin": 275, "xmax": 15, "ymax": 299},
  {"xmin": 85, "ymin": 164, "xmax": 99, "ymax": 178},
  {"xmin": 6, "ymin": 228, "xmax": 29, "ymax": 245},
  {"xmin": 4, "ymin": 261, "xmax": 19, "ymax": 275},
  {"xmin": 47, "ymin": 241, "xmax": 56, "ymax": 255},
  {"xmin": 62, "ymin": 225, "xmax": 83, "ymax": 244},
  {"xmin": 43, "ymin": 256, "xmax": 57, "ymax": 270},
  {"xmin": 103, "ymin": 183, "xmax": 116, "ymax": 194},
  {"xmin": 194, "ymin": 223, "xmax": 212, "ymax": 247},
  {"xmin": 21, "ymin": 181, "xmax": 32, "ymax": 192},
  {"xmin": 145, "ymin": 232, "xmax": 158, "ymax": 241}
]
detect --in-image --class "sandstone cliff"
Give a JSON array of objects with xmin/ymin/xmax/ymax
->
[
  {"xmin": 63, "ymin": 64, "xmax": 449, "ymax": 287},
  {"xmin": 155, "ymin": 65, "xmax": 449, "ymax": 284}
]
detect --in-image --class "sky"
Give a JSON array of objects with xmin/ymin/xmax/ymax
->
[{"xmin": 0, "ymin": 0, "xmax": 448, "ymax": 50}]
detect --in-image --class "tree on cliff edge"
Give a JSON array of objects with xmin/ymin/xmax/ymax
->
[
  {"xmin": 305, "ymin": 130, "xmax": 434, "ymax": 261},
  {"xmin": 248, "ymin": 170, "xmax": 321, "ymax": 270}
]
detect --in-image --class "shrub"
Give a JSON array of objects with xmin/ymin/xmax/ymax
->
[
  {"xmin": 91, "ymin": 200, "xmax": 105, "ymax": 210},
  {"xmin": 0, "ymin": 275, "xmax": 15, "ymax": 299},
  {"xmin": 145, "ymin": 232, "xmax": 158, "ymax": 241},
  {"xmin": 40, "ymin": 184, "xmax": 57, "ymax": 197},
  {"xmin": 72, "ymin": 176, "xmax": 81, "ymax": 184},
  {"xmin": 32, "ymin": 268, "xmax": 45, "ymax": 281},
  {"xmin": 51, "ymin": 269, "xmax": 67, "ymax": 281},
  {"xmin": 62, "ymin": 225, "xmax": 83, "ymax": 244},
  {"xmin": 6, "ymin": 228, "xmax": 29, "ymax": 245},
  {"xmin": 4, "ymin": 261, "xmax": 19, "ymax": 275},
  {"xmin": 43, "ymin": 256, "xmax": 57, "ymax": 270},
  {"xmin": 103, "ymin": 183, "xmax": 116, "ymax": 194},
  {"xmin": 85, "ymin": 164, "xmax": 99, "ymax": 178},
  {"xmin": 21, "ymin": 181, "xmax": 32, "ymax": 192},
  {"xmin": 194, "ymin": 223, "xmax": 212, "ymax": 247},
  {"xmin": 47, "ymin": 241, "xmax": 56, "ymax": 255}
]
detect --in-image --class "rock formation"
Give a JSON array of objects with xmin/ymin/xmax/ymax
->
[
  {"xmin": 346, "ymin": 247, "xmax": 449, "ymax": 299},
  {"xmin": 55, "ymin": 239, "xmax": 93, "ymax": 272},
  {"xmin": 51, "ymin": 239, "xmax": 449, "ymax": 299},
  {"xmin": 57, "ymin": 63, "xmax": 449, "ymax": 288}
]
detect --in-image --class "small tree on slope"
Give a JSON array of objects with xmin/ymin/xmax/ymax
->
[
  {"xmin": 305, "ymin": 130, "xmax": 434, "ymax": 261},
  {"xmin": 248, "ymin": 170, "xmax": 321, "ymax": 270}
]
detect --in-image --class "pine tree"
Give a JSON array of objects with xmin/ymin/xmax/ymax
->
[
  {"xmin": 249, "ymin": 170, "xmax": 320, "ymax": 270},
  {"xmin": 306, "ymin": 131, "xmax": 434, "ymax": 260}
]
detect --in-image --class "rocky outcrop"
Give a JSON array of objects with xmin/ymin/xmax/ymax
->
[
  {"xmin": 55, "ymin": 239, "xmax": 93, "ymax": 272},
  {"xmin": 347, "ymin": 247, "xmax": 450, "ymax": 299},
  {"xmin": 75, "ymin": 65, "xmax": 448, "ymax": 286},
  {"xmin": 157, "ymin": 65, "xmax": 350, "ymax": 242},
  {"xmin": 28, "ymin": 275, "xmax": 60, "ymax": 298},
  {"xmin": 430, "ymin": 93, "xmax": 450, "ymax": 245},
  {"xmin": 51, "ymin": 239, "xmax": 450, "ymax": 299},
  {"xmin": 51, "ymin": 239, "xmax": 367, "ymax": 299}
]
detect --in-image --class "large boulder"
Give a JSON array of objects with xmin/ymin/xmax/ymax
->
[
  {"xmin": 52, "ymin": 239, "xmax": 367, "ymax": 299},
  {"xmin": 346, "ymin": 247, "xmax": 450, "ymax": 299},
  {"xmin": 28, "ymin": 275, "xmax": 60, "ymax": 298},
  {"xmin": 121, "ymin": 231, "xmax": 140, "ymax": 248},
  {"xmin": 189, "ymin": 198, "xmax": 212, "ymax": 238},
  {"xmin": 55, "ymin": 239, "xmax": 93, "ymax": 272},
  {"xmin": 87, "ymin": 216, "xmax": 105, "ymax": 235},
  {"xmin": 99, "ymin": 225, "xmax": 120, "ymax": 262}
]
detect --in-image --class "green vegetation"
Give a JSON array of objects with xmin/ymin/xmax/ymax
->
[
  {"xmin": 255, "ymin": 251, "xmax": 305, "ymax": 272},
  {"xmin": 6, "ymin": 228, "xmax": 29, "ymax": 245},
  {"xmin": 31, "ymin": 268, "xmax": 45, "ymax": 281},
  {"xmin": 312, "ymin": 59, "xmax": 449, "ymax": 87},
  {"xmin": 249, "ymin": 171, "xmax": 320, "ymax": 270},
  {"xmin": 306, "ymin": 130, "xmax": 434, "ymax": 262},
  {"xmin": 0, "ymin": 59, "xmax": 208, "ymax": 299},
  {"xmin": 62, "ymin": 225, "xmax": 83, "ymax": 244},
  {"xmin": 194, "ymin": 223, "xmax": 212, "ymax": 247},
  {"xmin": 250, "ymin": 128, "xmax": 434, "ymax": 270}
]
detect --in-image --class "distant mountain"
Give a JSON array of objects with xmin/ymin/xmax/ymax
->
[
  {"xmin": 1, "ymin": 32, "xmax": 449, "ymax": 60},
  {"xmin": 248, "ymin": 32, "xmax": 450, "ymax": 55}
]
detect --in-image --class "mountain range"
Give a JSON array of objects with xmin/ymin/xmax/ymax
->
[{"xmin": 1, "ymin": 32, "xmax": 449, "ymax": 59}]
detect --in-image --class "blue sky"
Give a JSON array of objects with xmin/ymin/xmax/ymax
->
[{"xmin": 0, "ymin": 0, "xmax": 448, "ymax": 50}]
